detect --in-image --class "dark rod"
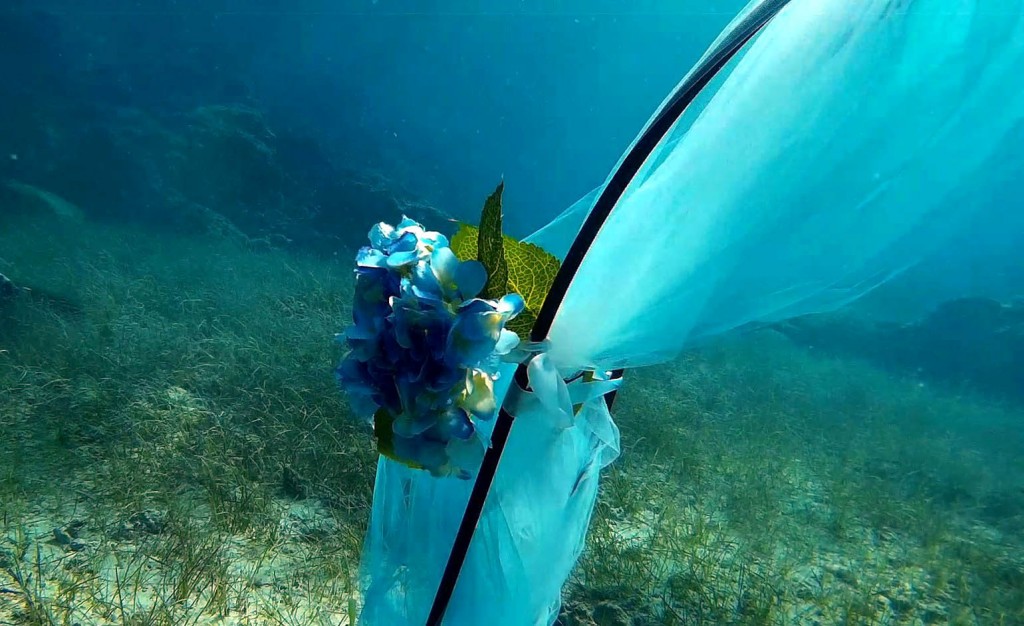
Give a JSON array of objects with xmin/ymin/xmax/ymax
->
[
  {"xmin": 424, "ymin": 366, "xmax": 528, "ymax": 626},
  {"xmin": 425, "ymin": 1, "xmax": 793, "ymax": 623}
]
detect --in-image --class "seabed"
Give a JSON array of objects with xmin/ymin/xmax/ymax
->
[{"xmin": 1, "ymin": 208, "xmax": 1022, "ymax": 625}]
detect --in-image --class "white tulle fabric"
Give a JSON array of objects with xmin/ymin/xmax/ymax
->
[{"xmin": 534, "ymin": 0, "xmax": 1024, "ymax": 372}]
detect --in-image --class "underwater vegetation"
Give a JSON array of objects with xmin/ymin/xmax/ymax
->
[
  {"xmin": 0, "ymin": 0, "xmax": 453, "ymax": 263},
  {"xmin": 568, "ymin": 334, "xmax": 1024, "ymax": 625},
  {"xmin": 2, "ymin": 203, "xmax": 1023, "ymax": 624},
  {"xmin": 1, "ymin": 209, "xmax": 372, "ymax": 625}
]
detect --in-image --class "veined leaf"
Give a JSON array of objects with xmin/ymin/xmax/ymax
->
[
  {"xmin": 449, "ymin": 182, "xmax": 562, "ymax": 336},
  {"xmin": 477, "ymin": 182, "xmax": 509, "ymax": 300},
  {"xmin": 447, "ymin": 224, "xmax": 560, "ymax": 335},
  {"xmin": 503, "ymin": 238, "xmax": 560, "ymax": 336},
  {"xmin": 450, "ymin": 223, "xmax": 479, "ymax": 262}
]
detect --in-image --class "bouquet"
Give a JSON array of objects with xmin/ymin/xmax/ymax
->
[
  {"xmin": 337, "ymin": 183, "xmax": 623, "ymax": 625},
  {"xmin": 336, "ymin": 183, "xmax": 561, "ymax": 478}
]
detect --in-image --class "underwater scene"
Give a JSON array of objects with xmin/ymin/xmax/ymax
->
[{"xmin": 2, "ymin": 1, "xmax": 1023, "ymax": 625}]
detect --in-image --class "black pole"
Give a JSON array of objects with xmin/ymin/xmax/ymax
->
[{"xmin": 425, "ymin": 2, "xmax": 793, "ymax": 623}]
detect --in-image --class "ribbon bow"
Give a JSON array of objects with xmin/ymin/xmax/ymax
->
[{"xmin": 502, "ymin": 340, "xmax": 622, "ymax": 428}]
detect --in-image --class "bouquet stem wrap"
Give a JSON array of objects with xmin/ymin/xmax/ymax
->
[{"xmin": 358, "ymin": 361, "xmax": 621, "ymax": 625}]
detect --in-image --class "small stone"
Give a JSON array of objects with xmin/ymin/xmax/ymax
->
[
  {"xmin": 131, "ymin": 510, "xmax": 166, "ymax": 534},
  {"xmin": 824, "ymin": 562, "xmax": 859, "ymax": 587},
  {"xmin": 111, "ymin": 510, "xmax": 167, "ymax": 540},
  {"xmin": 66, "ymin": 519, "xmax": 86, "ymax": 539},
  {"xmin": 250, "ymin": 574, "xmax": 272, "ymax": 588},
  {"xmin": 593, "ymin": 601, "xmax": 630, "ymax": 626},
  {"xmin": 53, "ymin": 526, "xmax": 73, "ymax": 547}
]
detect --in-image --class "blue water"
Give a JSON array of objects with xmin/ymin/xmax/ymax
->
[
  {"xmin": 2, "ymin": 1, "xmax": 1023, "ymax": 624},
  {"xmin": 2, "ymin": 0, "xmax": 747, "ymax": 235}
]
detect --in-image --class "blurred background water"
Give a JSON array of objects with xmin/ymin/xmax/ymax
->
[{"xmin": 2, "ymin": 0, "xmax": 746, "ymax": 236}]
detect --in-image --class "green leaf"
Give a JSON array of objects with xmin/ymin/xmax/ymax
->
[
  {"xmin": 448, "ymin": 182, "xmax": 562, "ymax": 336},
  {"xmin": 505, "ymin": 309, "xmax": 536, "ymax": 337},
  {"xmin": 449, "ymin": 223, "xmax": 479, "ymax": 263},
  {"xmin": 477, "ymin": 182, "xmax": 509, "ymax": 300},
  {"xmin": 503, "ymin": 238, "xmax": 561, "ymax": 336}
]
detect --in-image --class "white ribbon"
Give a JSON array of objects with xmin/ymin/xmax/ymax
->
[{"xmin": 502, "ymin": 346, "xmax": 622, "ymax": 429}]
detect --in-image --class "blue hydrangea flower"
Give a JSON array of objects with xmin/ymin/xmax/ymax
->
[
  {"xmin": 366, "ymin": 218, "xmax": 450, "ymax": 269},
  {"xmin": 446, "ymin": 294, "xmax": 525, "ymax": 367},
  {"xmin": 334, "ymin": 355, "xmax": 378, "ymax": 418},
  {"xmin": 390, "ymin": 293, "xmax": 451, "ymax": 362},
  {"xmin": 436, "ymin": 405, "xmax": 475, "ymax": 440},
  {"xmin": 336, "ymin": 216, "xmax": 523, "ymax": 478},
  {"xmin": 393, "ymin": 217, "xmax": 449, "ymax": 252},
  {"xmin": 335, "ymin": 354, "xmax": 401, "ymax": 418},
  {"xmin": 411, "ymin": 247, "xmax": 488, "ymax": 304}
]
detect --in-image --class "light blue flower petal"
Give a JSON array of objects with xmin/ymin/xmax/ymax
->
[
  {"xmin": 429, "ymin": 232, "xmax": 450, "ymax": 250},
  {"xmin": 368, "ymin": 222, "xmax": 396, "ymax": 249},
  {"xmin": 457, "ymin": 298, "xmax": 495, "ymax": 315},
  {"xmin": 413, "ymin": 259, "xmax": 442, "ymax": 293},
  {"xmin": 446, "ymin": 311, "xmax": 504, "ymax": 366},
  {"xmin": 336, "ymin": 357, "xmax": 382, "ymax": 416},
  {"xmin": 438, "ymin": 406, "xmax": 475, "ymax": 440},
  {"xmin": 410, "ymin": 283, "xmax": 444, "ymax": 304},
  {"xmin": 347, "ymin": 391, "xmax": 378, "ymax": 421},
  {"xmin": 454, "ymin": 260, "xmax": 488, "ymax": 300},
  {"xmin": 460, "ymin": 369, "xmax": 497, "ymax": 420},
  {"xmin": 456, "ymin": 302, "xmax": 504, "ymax": 337},
  {"xmin": 430, "ymin": 247, "xmax": 460, "ymax": 285},
  {"xmin": 386, "ymin": 249, "xmax": 420, "ymax": 268},
  {"xmin": 450, "ymin": 312, "xmax": 485, "ymax": 340},
  {"xmin": 344, "ymin": 323, "xmax": 380, "ymax": 360},
  {"xmin": 356, "ymin": 247, "xmax": 388, "ymax": 268},
  {"xmin": 345, "ymin": 324, "xmax": 376, "ymax": 341},
  {"xmin": 493, "ymin": 329, "xmax": 520, "ymax": 356},
  {"xmin": 497, "ymin": 293, "xmax": 525, "ymax": 318},
  {"xmin": 388, "ymin": 231, "xmax": 419, "ymax": 254},
  {"xmin": 397, "ymin": 216, "xmax": 421, "ymax": 231}
]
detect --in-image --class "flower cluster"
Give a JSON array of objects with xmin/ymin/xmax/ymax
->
[{"xmin": 336, "ymin": 217, "xmax": 524, "ymax": 479}]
